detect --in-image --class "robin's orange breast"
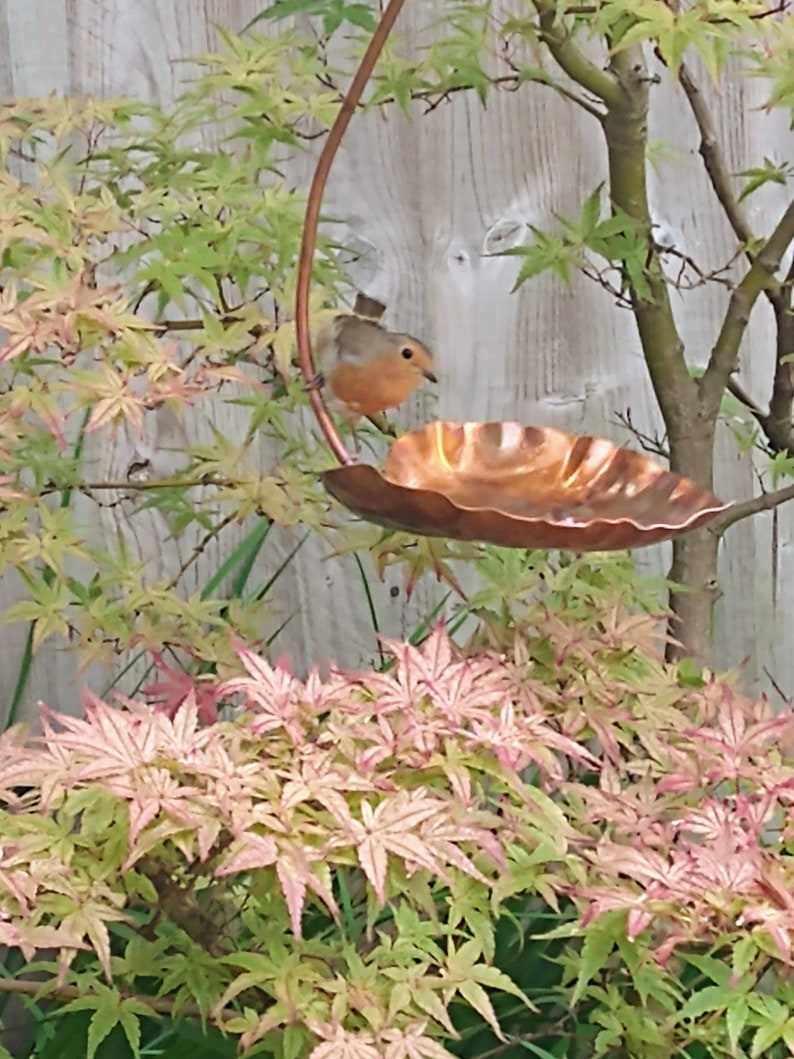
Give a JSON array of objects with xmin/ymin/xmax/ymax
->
[{"xmin": 329, "ymin": 357, "xmax": 423, "ymax": 416}]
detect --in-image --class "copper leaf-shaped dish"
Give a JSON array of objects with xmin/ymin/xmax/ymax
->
[{"xmin": 323, "ymin": 421, "xmax": 727, "ymax": 550}]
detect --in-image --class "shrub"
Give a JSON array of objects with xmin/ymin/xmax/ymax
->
[{"xmin": 0, "ymin": 583, "xmax": 792, "ymax": 1058}]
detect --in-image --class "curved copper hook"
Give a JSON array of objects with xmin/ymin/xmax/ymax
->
[{"xmin": 295, "ymin": 0, "xmax": 408, "ymax": 466}]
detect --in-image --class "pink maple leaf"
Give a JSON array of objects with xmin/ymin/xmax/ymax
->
[
  {"xmin": 143, "ymin": 652, "xmax": 222, "ymax": 724},
  {"xmin": 215, "ymin": 832, "xmax": 279, "ymax": 876},
  {"xmin": 381, "ymin": 1023, "xmax": 458, "ymax": 1059},
  {"xmin": 418, "ymin": 815, "xmax": 503, "ymax": 882},
  {"xmin": 221, "ymin": 643, "xmax": 320, "ymax": 744},
  {"xmin": 344, "ymin": 791, "xmax": 452, "ymax": 903},
  {"xmin": 0, "ymin": 917, "xmax": 89, "ymax": 962},
  {"xmin": 308, "ymin": 1023, "xmax": 382, "ymax": 1059}
]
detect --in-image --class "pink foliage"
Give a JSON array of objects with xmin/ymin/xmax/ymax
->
[
  {"xmin": 143, "ymin": 651, "xmax": 225, "ymax": 724},
  {"xmin": 570, "ymin": 679, "xmax": 794, "ymax": 965},
  {"xmin": 0, "ymin": 628, "xmax": 587, "ymax": 982},
  {"xmin": 0, "ymin": 623, "xmax": 793, "ymax": 1051}
]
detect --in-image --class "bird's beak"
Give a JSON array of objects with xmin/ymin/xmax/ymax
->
[{"xmin": 423, "ymin": 369, "xmax": 438, "ymax": 383}]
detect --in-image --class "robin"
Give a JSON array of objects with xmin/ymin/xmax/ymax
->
[{"xmin": 309, "ymin": 293, "xmax": 437, "ymax": 432}]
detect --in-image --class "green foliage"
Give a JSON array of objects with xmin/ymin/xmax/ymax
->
[
  {"xmin": 769, "ymin": 447, "xmax": 794, "ymax": 487},
  {"xmin": 736, "ymin": 157, "xmax": 792, "ymax": 203},
  {"xmin": 449, "ymin": 0, "xmax": 794, "ymax": 532},
  {"xmin": 246, "ymin": 0, "xmax": 378, "ymax": 35},
  {"xmin": 0, "ymin": 30, "xmax": 352, "ymax": 717},
  {"xmin": 423, "ymin": 2, "xmax": 493, "ymax": 103},
  {"xmin": 504, "ymin": 190, "xmax": 650, "ymax": 298},
  {"xmin": 751, "ymin": 18, "xmax": 794, "ymax": 119},
  {"xmin": 592, "ymin": 0, "xmax": 766, "ymax": 79},
  {"xmin": 4, "ymin": 0, "xmax": 792, "ymax": 725}
]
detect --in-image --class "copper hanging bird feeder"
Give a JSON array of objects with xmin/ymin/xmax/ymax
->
[
  {"xmin": 323, "ymin": 421, "xmax": 725, "ymax": 550},
  {"xmin": 294, "ymin": 0, "xmax": 728, "ymax": 551}
]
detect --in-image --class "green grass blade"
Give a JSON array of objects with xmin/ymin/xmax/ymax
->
[
  {"xmin": 251, "ymin": 533, "xmax": 308, "ymax": 602},
  {"xmin": 352, "ymin": 552, "xmax": 384, "ymax": 667},
  {"xmin": 201, "ymin": 520, "xmax": 271, "ymax": 601}
]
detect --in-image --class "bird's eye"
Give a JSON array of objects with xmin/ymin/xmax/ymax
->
[{"xmin": 401, "ymin": 347, "xmax": 413, "ymax": 360}]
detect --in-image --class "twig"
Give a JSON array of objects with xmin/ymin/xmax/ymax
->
[
  {"xmin": 580, "ymin": 263, "xmax": 634, "ymax": 308},
  {"xmin": 676, "ymin": 58, "xmax": 794, "ymax": 450},
  {"xmin": 726, "ymin": 376, "xmax": 767, "ymax": 421},
  {"xmin": 319, "ymin": 63, "xmax": 604, "ymax": 120},
  {"xmin": 657, "ymin": 243, "xmax": 737, "ymax": 291},
  {"xmin": 35, "ymin": 475, "xmax": 248, "ymax": 496},
  {"xmin": 701, "ymin": 198, "xmax": 794, "ymax": 410},
  {"xmin": 763, "ymin": 665, "xmax": 789, "ymax": 704},
  {"xmin": 0, "ymin": 978, "xmax": 237, "ymax": 1024},
  {"xmin": 477, "ymin": 1023, "xmax": 576, "ymax": 1059},
  {"xmin": 530, "ymin": 0, "xmax": 620, "ymax": 108},
  {"xmin": 613, "ymin": 408, "xmax": 669, "ymax": 459},
  {"xmin": 150, "ymin": 316, "xmax": 248, "ymax": 333},
  {"xmin": 766, "ymin": 254, "xmax": 794, "ymax": 449},
  {"xmin": 711, "ymin": 481, "xmax": 794, "ymax": 534},
  {"xmin": 722, "ymin": 375, "xmax": 794, "ymax": 454},
  {"xmin": 165, "ymin": 509, "xmax": 241, "ymax": 592},
  {"xmin": 677, "ymin": 60, "xmax": 761, "ymax": 264},
  {"xmin": 569, "ymin": 1, "xmax": 789, "ymax": 15},
  {"xmin": 500, "ymin": 59, "xmax": 605, "ymax": 119}
]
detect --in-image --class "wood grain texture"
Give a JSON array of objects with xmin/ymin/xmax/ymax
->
[{"xmin": 1, "ymin": 0, "xmax": 793, "ymax": 721}]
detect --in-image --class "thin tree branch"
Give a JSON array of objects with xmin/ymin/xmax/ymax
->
[
  {"xmin": 165, "ymin": 509, "xmax": 241, "ymax": 592},
  {"xmin": 727, "ymin": 373, "xmax": 794, "ymax": 452},
  {"xmin": 500, "ymin": 62, "xmax": 605, "ymax": 119},
  {"xmin": 613, "ymin": 408, "xmax": 669, "ymax": 459},
  {"xmin": 726, "ymin": 375, "xmax": 767, "ymax": 420},
  {"xmin": 0, "ymin": 977, "xmax": 237, "ymax": 1023},
  {"xmin": 677, "ymin": 60, "xmax": 761, "ymax": 264},
  {"xmin": 150, "ymin": 316, "xmax": 254, "ymax": 333},
  {"xmin": 701, "ymin": 198, "xmax": 794, "ymax": 412},
  {"xmin": 762, "ymin": 664, "xmax": 788, "ymax": 703},
  {"xmin": 711, "ymin": 481, "xmax": 794, "ymax": 535},
  {"xmin": 676, "ymin": 59, "xmax": 794, "ymax": 450},
  {"xmin": 766, "ymin": 255, "xmax": 794, "ymax": 447},
  {"xmin": 545, "ymin": 81, "xmax": 604, "ymax": 120},
  {"xmin": 569, "ymin": 1, "xmax": 790, "ymax": 18},
  {"xmin": 35, "ymin": 475, "xmax": 253, "ymax": 496},
  {"xmin": 530, "ymin": 0, "xmax": 621, "ymax": 107}
]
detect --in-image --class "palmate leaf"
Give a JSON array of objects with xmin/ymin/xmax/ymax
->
[
  {"xmin": 380, "ymin": 1023, "xmax": 458, "ymax": 1059},
  {"xmin": 245, "ymin": 0, "xmax": 377, "ymax": 35},
  {"xmin": 440, "ymin": 937, "xmax": 535, "ymax": 1039},
  {"xmin": 504, "ymin": 230, "xmax": 583, "ymax": 290},
  {"xmin": 736, "ymin": 157, "xmax": 790, "ymax": 202},
  {"xmin": 570, "ymin": 918, "xmax": 617, "ymax": 1005},
  {"xmin": 60, "ymin": 984, "xmax": 152, "ymax": 1059},
  {"xmin": 349, "ymin": 792, "xmax": 449, "ymax": 903},
  {"xmin": 275, "ymin": 841, "xmax": 341, "ymax": 936},
  {"xmin": 457, "ymin": 979, "xmax": 504, "ymax": 1040},
  {"xmin": 57, "ymin": 893, "xmax": 130, "ymax": 980},
  {"xmin": 308, "ymin": 1026, "xmax": 383, "ymax": 1059}
]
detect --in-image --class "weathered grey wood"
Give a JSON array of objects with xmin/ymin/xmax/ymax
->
[{"xmin": 1, "ymin": 0, "xmax": 793, "ymax": 721}]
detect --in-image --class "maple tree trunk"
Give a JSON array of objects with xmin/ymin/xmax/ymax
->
[
  {"xmin": 600, "ymin": 49, "xmax": 721, "ymax": 663},
  {"xmin": 664, "ymin": 416, "xmax": 720, "ymax": 664},
  {"xmin": 530, "ymin": 7, "xmax": 738, "ymax": 663},
  {"xmin": 666, "ymin": 528, "xmax": 721, "ymax": 664}
]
